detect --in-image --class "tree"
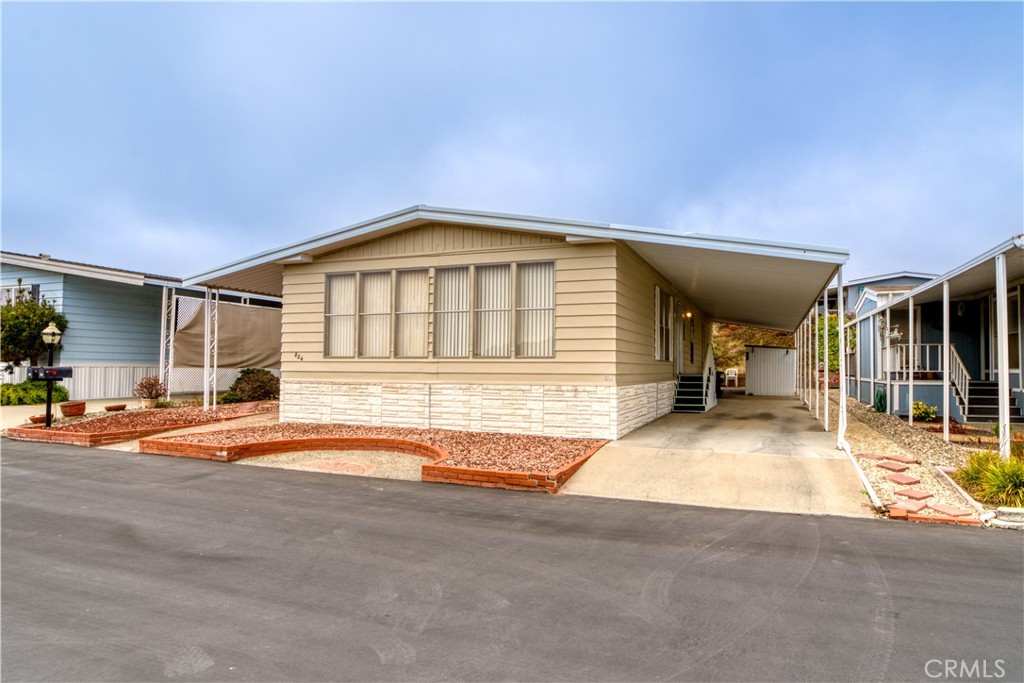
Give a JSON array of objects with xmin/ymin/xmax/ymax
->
[
  {"xmin": 712, "ymin": 323, "xmax": 794, "ymax": 371},
  {"xmin": 816, "ymin": 313, "xmax": 857, "ymax": 372},
  {"xmin": 1, "ymin": 285, "xmax": 68, "ymax": 366}
]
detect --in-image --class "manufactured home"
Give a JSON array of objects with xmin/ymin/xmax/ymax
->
[{"xmin": 185, "ymin": 206, "xmax": 848, "ymax": 439}]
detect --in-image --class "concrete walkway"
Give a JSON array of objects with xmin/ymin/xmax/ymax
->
[
  {"xmin": 562, "ymin": 394, "xmax": 874, "ymax": 517},
  {"xmin": 1, "ymin": 398, "xmax": 145, "ymax": 429}
]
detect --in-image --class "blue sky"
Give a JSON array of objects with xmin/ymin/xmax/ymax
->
[{"xmin": 3, "ymin": 2, "xmax": 1021, "ymax": 282}]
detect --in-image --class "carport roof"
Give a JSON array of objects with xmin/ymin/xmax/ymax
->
[{"xmin": 184, "ymin": 205, "xmax": 848, "ymax": 331}]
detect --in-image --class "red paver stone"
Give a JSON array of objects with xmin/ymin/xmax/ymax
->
[
  {"xmin": 927, "ymin": 503, "xmax": 971, "ymax": 517},
  {"xmin": 889, "ymin": 500, "xmax": 928, "ymax": 513},
  {"xmin": 885, "ymin": 473, "xmax": 921, "ymax": 486},
  {"xmin": 882, "ymin": 454, "xmax": 918, "ymax": 464},
  {"xmin": 889, "ymin": 508, "xmax": 909, "ymax": 520},
  {"xmin": 876, "ymin": 461, "xmax": 910, "ymax": 473},
  {"xmin": 895, "ymin": 488, "xmax": 933, "ymax": 501}
]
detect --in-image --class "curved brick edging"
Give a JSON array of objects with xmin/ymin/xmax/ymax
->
[
  {"xmin": 139, "ymin": 432, "xmax": 607, "ymax": 494},
  {"xmin": 421, "ymin": 440, "xmax": 609, "ymax": 493},
  {"xmin": 139, "ymin": 436, "xmax": 449, "ymax": 464}
]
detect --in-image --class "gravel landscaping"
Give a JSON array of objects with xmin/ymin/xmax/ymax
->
[
  {"xmin": 824, "ymin": 395, "xmax": 984, "ymax": 516},
  {"xmin": 157, "ymin": 423, "xmax": 606, "ymax": 472},
  {"xmin": 21, "ymin": 402, "xmax": 277, "ymax": 434}
]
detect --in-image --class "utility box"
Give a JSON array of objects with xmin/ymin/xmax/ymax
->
[
  {"xmin": 27, "ymin": 366, "xmax": 74, "ymax": 381},
  {"xmin": 744, "ymin": 346, "xmax": 796, "ymax": 397}
]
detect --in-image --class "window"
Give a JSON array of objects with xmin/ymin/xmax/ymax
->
[
  {"xmin": 325, "ymin": 261, "xmax": 555, "ymax": 360},
  {"xmin": 395, "ymin": 270, "xmax": 428, "ymax": 358},
  {"xmin": 516, "ymin": 261, "xmax": 554, "ymax": 357},
  {"xmin": 655, "ymin": 286, "xmax": 673, "ymax": 361},
  {"xmin": 325, "ymin": 274, "xmax": 356, "ymax": 357},
  {"xmin": 359, "ymin": 272, "xmax": 392, "ymax": 358},
  {"xmin": 435, "ymin": 267, "xmax": 470, "ymax": 358},
  {"xmin": 0, "ymin": 284, "xmax": 40, "ymax": 305},
  {"xmin": 475, "ymin": 264, "xmax": 512, "ymax": 358}
]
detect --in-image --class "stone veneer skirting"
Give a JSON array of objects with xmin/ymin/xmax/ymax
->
[{"xmin": 280, "ymin": 379, "xmax": 677, "ymax": 439}]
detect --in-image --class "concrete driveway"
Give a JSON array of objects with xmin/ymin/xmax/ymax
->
[{"xmin": 562, "ymin": 393, "xmax": 874, "ymax": 517}]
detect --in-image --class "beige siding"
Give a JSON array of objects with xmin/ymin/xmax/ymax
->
[
  {"xmin": 613, "ymin": 244, "xmax": 711, "ymax": 384},
  {"xmin": 280, "ymin": 223, "xmax": 619, "ymax": 385}
]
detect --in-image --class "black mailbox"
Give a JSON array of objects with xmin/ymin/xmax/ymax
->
[{"xmin": 28, "ymin": 366, "xmax": 74, "ymax": 381}]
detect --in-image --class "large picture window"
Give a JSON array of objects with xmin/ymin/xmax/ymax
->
[{"xmin": 325, "ymin": 261, "xmax": 554, "ymax": 360}]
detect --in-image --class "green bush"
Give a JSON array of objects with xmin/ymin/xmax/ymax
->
[
  {"xmin": 227, "ymin": 368, "xmax": 279, "ymax": 402},
  {"xmin": 218, "ymin": 391, "xmax": 243, "ymax": 405},
  {"xmin": 154, "ymin": 399, "xmax": 175, "ymax": 409},
  {"xmin": 954, "ymin": 451, "xmax": 1024, "ymax": 507},
  {"xmin": 1, "ymin": 380, "xmax": 70, "ymax": 406},
  {"xmin": 911, "ymin": 401, "xmax": 938, "ymax": 422}
]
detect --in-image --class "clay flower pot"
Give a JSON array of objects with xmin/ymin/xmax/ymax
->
[
  {"xmin": 59, "ymin": 401, "xmax": 86, "ymax": 418},
  {"xmin": 140, "ymin": 398, "xmax": 158, "ymax": 409},
  {"xmin": 28, "ymin": 414, "xmax": 46, "ymax": 424},
  {"xmin": 105, "ymin": 404, "xmax": 127, "ymax": 412}
]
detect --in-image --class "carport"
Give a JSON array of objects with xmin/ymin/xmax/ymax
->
[{"xmin": 562, "ymin": 393, "xmax": 873, "ymax": 517}]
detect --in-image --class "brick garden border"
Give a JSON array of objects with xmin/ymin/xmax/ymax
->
[
  {"xmin": 5, "ymin": 403, "xmax": 272, "ymax": 447},
  {"xmin": 139, "ymin": 436, "xmax": 449, "ymax": 465},
  {"xmin": 139, "ymin": 434, "xmax": 609, "ymax": 493}
]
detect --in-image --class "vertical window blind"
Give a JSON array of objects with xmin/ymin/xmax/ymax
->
[
  {"xmin": 435, "ymin": 267, "xmax": 470, "ymax": 358},
  {"xmin": 395, "ymin": 269, "xmax": 428, "ymax": 358},
  {"xmin": 325, "ymin": 261, "xmax": 554, "ymax": 359},
  {"xmin": 359, "ymin": 271, "xmax": 392, "ymax": 357},
  {"xmin": 516, "ymin": 261, "xmax": 555, "ymax": 357},
  {"xmin": 325, "ymin": 274, "xmax": 356, "ymax": 357},
  {"xmin": 474, "ymin": 264, "xmax": 512, "ymax": 358}
]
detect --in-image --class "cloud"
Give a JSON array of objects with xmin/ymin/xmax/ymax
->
[
  {"xmin": 663, "ymin": 89, "xmax": 1022, "ymax": 280},
  {"xmin": 418, "ymin": 119, "xmax": 610, "ymax": 217}
]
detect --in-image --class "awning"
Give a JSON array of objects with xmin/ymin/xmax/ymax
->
[{"xmin": 185, "ymin": 206, "xmax": 848, "ymax": 332}]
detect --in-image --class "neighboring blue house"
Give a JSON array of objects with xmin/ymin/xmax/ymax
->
[
  {"xmin": 1, "ymin": 251, "xmax": 177, "ymax": 399},
  {"xmin": 1, "ymin": 251, "xmax": 281, "ymax": 400},
  {"xmin": 818, "ymin": 271, "xmax": 936, "ymax": 315},
  {"xmin": 845, "ymin": 236, "xmax": 1024, "ymax": 457}
]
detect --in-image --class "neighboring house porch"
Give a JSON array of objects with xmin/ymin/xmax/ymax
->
[{"xmin": 844, "ymin": 235, "xmax": 1024, "ymax": 457}]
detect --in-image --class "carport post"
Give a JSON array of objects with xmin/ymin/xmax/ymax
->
[
  {"xmin": 908, "ymin": 296, "xmax": 915, "ymax": 426},
  {"xmin": 942, "ymin": 281, "xmax": 950, "ymax": 442},
  {"xmin": 836, "ymin": 267, "xmax": 848, "ymax": 446},
  {"xmin": 807, "ymin": 316, "xmax": 813, "ymax": 412},
  {"xmin": 813, "ymin": 312, "xmax": 819, "ymax": 419},
  {"xmin": 823, "ymin": 284, "xmax": 830, "ymax": 432},
  {"xmin": 995, "ymin": 253, "xmax": 1011, "ymax": 459},
  {"xmin": 885, "ymin": 307, "xmax": 892, "ymax": 415}
]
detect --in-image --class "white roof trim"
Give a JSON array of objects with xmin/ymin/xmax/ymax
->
[
  {"xmin": 847, "ymin": 235, "xmax": 1024, "ymax": 325},
  {"xmin": 184, "ymin": 205, "xmax": 848, "ymax": 287},
  {"xmin": 2, "ymin": 252, "xmax": 148, "ymax": 287}
]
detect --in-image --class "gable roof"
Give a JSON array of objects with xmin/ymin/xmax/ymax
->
[
  {"xmin": 1, "ymin": 251, "xmax": 180, "ymax": 287},
  {"xmin": 184, "ymin": 205, "xmax": 849, "ymax": 331}
]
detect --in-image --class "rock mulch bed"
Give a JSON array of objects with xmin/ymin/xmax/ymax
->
[
  {"xmin": 31, "ymin": 403, "xmax": 278, "ymax": 433},
  {"xmin": 154, "ymin": 422, "xmax": 605, "ymax": 473},
  {"xmin": 825, "ymin": 396, "xmax": 981, "ymax": 524},
  {"xmin": 236, "ymin": 449, "xmax": 424, "ymax": 481}
]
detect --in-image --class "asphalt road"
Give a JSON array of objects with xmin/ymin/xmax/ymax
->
[{"xmin": 2, "ymin": 439, "xmax": 1022, "ymax": 683}]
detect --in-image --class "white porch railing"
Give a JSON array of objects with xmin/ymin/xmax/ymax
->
[
  {"xmin": 891, "ymin": 343, "xmax": 944, "ymax": 379},
  {"xmin": 949, "ymin": 345, "xmax": 970, "ymax": 409}
]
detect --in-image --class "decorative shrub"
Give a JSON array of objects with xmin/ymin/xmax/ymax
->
[
  {"xmin": 226, "ymin": 368, "xmax": 279, "ymax": 402},
  {"xmin": 954, "ymin": 451, "xmax": 1024, "ymax": 507},
  {"xmin": 133, "ymin": 375, "xmax": 166, "ymax": 399},
  {"xmin": 1, "ymin": 380, "xmax": 69, "ymax": 406},
  {"xmin": 218, "ymin": 391, "xmax": 243, "ymax": 405},
  {"xmin": 911, "ymin": 401, "xmax": 938, "ymax": 422},
  {"xmin": 154, "ymin": 399, "xmax": 175, "ymax": 409}
]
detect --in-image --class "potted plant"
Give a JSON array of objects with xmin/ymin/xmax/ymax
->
[
  {"xmin": 133, "ymin": 375, "xmax": 166, "ymax": 409},
  {"xmin": 59, "ymin": 400, "xmax": 87, "ymax": 417}
]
